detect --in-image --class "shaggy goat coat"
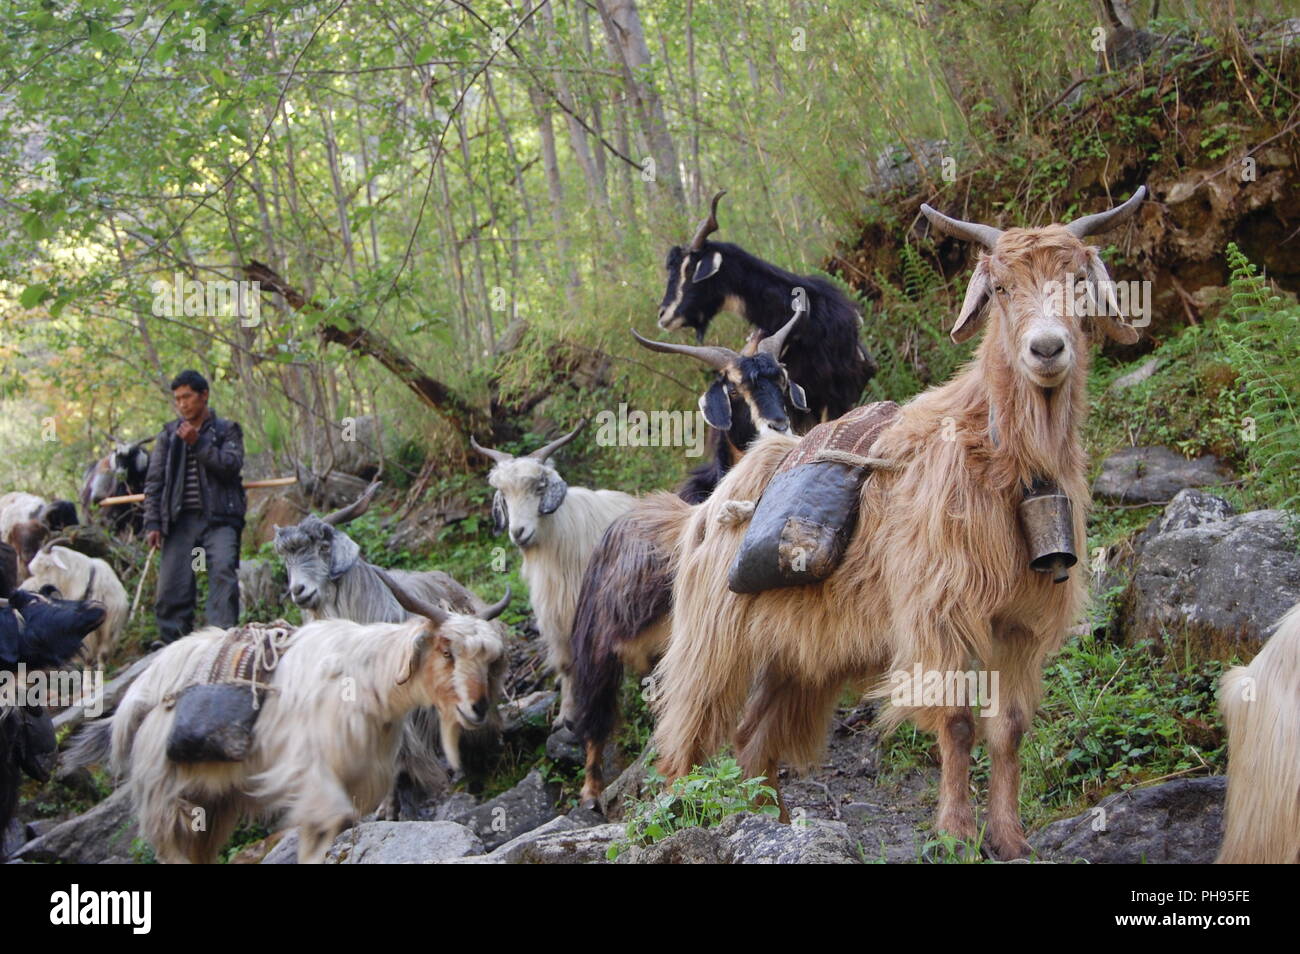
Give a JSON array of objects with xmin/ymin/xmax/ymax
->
[
  {"xmin": 653, "ymin": 225, "xmax": 1109, "ymax": 859},
  {"xmin": 70, "ymin": 613, "xmax": 504, "ymax": 863},
  {"xmin": 1217, "ymin": 603, "xmax": 1300, "ymax": 864},
  {"xmin": 21, "ymin": 547, "xmax": 129, "ymax": 669}
]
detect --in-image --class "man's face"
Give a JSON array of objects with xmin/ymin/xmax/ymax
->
[{"xmin": 172, "ymin": 385, "xmax": 208, "ymax": 422}]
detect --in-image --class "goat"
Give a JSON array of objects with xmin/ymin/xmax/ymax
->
[
  {"xmin": 651, "ymin": 189, "xmax": 1147, "ymax": 860},
  {"xmin": 1217, "ymin": 602, "xmax": 1300, "ymax": 864},
  {"xmin": 472, "ymin": 423, "xmax": 637, "ymax": 729},
  {"xmin": 273, "ymin": 481, "xmax": 503, "ymax": 813},
  {"xmin": 20, "ymin": 544, "xmax": 129, "ymax": 670},
  {"xmin": 567, "ymin": 312, "xmax": 809, "ymax": 805},
  {"xmin": 0, "ymin": 493, "xmax": 50, "ymax": 581},
  {"xmin": 81, "ymin": 438, "xmax": 152, "ymax": 536},
  {"xmin": 657, "ymin": 190, "xmax": 876, "ymax": 431},
  {"xmin": 633, "ymin": 308, "xmax": 807, "ymax": 503},
  {"xmin": 64, "ymin": 573, "xmax": 509, "ymax": 863},
  {"xmin": 1, "ymin": 590, "xmax": 107, "ymax": 854}
]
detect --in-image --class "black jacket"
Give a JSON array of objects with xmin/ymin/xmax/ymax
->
[{"xmin": 142, "ymin": 412, "xmax": 246, "ymax": 536}]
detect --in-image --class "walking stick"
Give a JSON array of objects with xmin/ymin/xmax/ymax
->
[{"xmin": 130, "ymin": 545, "xmax": 157, "ymax": 622}]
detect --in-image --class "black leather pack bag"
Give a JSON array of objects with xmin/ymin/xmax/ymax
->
[
  {"xmin": 165, "ymin": 683, "xmax": 263, "ymax": 762},
  {"xmin": 728, "ymin": 401, "xmax": 899, "ymax": 594}
]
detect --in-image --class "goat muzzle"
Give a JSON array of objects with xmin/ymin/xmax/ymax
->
[{"xmin": 1017, "ymin": 486, "xmax": 1077, "ymax": 584}]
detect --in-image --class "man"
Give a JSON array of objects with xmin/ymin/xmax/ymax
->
[{"xmin": 142, "ymin": 370, "xmax": 245, "ymax": 646}]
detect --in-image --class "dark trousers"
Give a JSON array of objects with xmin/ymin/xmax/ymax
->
[{"xmin": 154, "ymin": 511, "xmax": 240, "ymax": 643}]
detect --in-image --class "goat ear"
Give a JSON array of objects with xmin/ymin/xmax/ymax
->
[
  {"xmin": 1083, "ymin": 247, "xmax": 1140, "ymax": 344},
  {"xmin": 50, "ymin": 549, "xmax": 67, "ymax": 572},
  {"xmin": 699, "ymin": 380, "xmax": 732, "ymax": 430},
  {"xmin": 327, "ymin": 530, "xmax": 362, "ymax": 580},
  {"xmin": 491, "ymin": 491, "xmax": 507, "ymax": 534},
  {"xmin": 538, "ymin": 474, "xmax": 568, "ymax": 515},
  {"xmin": 397, "ymin": 629, "xmax": 445, "ymax": 686},
  {"xmin": 786, "ymin": 375, "xmax": 809, "ymax": 412},
  {"xmin": 692, "ymin": 251, "xmax": 722, "ymax": 283},
  {"xmin": 951, "ymin": 258, "xmax": 992, "ymax": 343}
]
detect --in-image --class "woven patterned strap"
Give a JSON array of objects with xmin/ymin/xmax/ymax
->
[
  {"xmin": 776, "ymin": 401, "xmax": 901, "ymax": 476},
  {"xmin": 201, "ymin": 620, "xmax": 296, "ymax": 687}
]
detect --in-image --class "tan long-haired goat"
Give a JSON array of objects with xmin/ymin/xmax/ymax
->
[
  {"xmin": 66, "ymin": 572, "xmax": 509, "ymax": 864},
  {"xmin": 1217, "ymin": 602, "xmax": 1300, "ymax": 864},
  {"xmin": 652, "ymin": 189, "xmax": 1146, "ymax": 860}
]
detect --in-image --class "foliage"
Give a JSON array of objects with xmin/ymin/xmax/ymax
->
[{"xmin": 606, "ymin": 756, "xmax": 779, "ymax": 860}]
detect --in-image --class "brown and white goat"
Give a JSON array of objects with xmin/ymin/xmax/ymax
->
[
  {"xmin": 21, "ymin": 543, "xmax": 129, "ymax": 669},
  {"xmin": 66, "ymin": 572, "xmax": 509, "ymax": 864},
  {"xmin": 651, "ymin": 189, "xmax": 1146, "ymax": 859},
  {"xmin": 1217, "ymin": 602, "xmax": 1300, "ymax": 864}
]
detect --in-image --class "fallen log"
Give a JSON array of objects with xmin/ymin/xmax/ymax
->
[{"xmin": 97, "ymin": 476, "xmax": 297, "ymax": 507}]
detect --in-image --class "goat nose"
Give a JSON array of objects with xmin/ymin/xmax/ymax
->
[{"xmin": 1030, "ymin": 335, "xmax": 1065, "ymax": 359}]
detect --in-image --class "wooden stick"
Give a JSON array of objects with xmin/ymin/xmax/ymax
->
[
  {"xmin": 98, "ymin": 476, "xmax": 297, "ymax": 507},
  {"xmin": 129, "ymin": 547, "xmax": 156, "ymax": 622}
]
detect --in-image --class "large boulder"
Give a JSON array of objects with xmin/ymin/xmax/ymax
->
[
  {"xmin": 1092, "ymin": 446, "xmax": 1231, "ymax": 504},
  {"xmin": 612, "ymin": 813, "xmax": 861, "ymax": 865},
  {"xmin": 1122, "ymin": 498, "xmax": 1300, "ymax": 646},
  {"xmin": 15, "ymin": 788, "xmax": 139, "ymax": 864},
  {"xmin": 451, "ymin": 769, "xmax": 560, "ymax": 851},
  {"xmin": 262, "ymin": 821, "xmax": 482, "ymax": 863},
  {"xmin": 1030, "ymin": 777, "xmax": 1225, "ymax": 864},
  {"xmin": 451, "ymin": 817, "xmax": 624, "ymax": 864}
]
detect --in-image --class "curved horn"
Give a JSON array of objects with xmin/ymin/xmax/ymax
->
[
  {"xmin": 373, "ymin": 566, "xmax": 450, "ymax": 626},
  {"xmin": 1064, "ymin": 185, "xmax": 1147, "ymax": 239},
  {"xmin": 41, "ymin": 536, "xmax": 72, "ymax": 553},
  {"xmin": 477, "ymin": 585, "xmax": 511, "ymax": 621},
  {"xmin": 469, "ymin": 435, "xmax": 514, "ymax": 465},
  {"xmin": 528, "ymin": 420, "xmax": 586, "ymax": 462},
  {"xmin": 757, "ymin": 308, "xmax": 803, "ymax": 359},
  {"xmin": 322, "ymin": 480, "xmax": 382, "ymax": 526},
  {"xmin": 688, "ymin": 190, "xmax": 727, "ymax": 251},
  {"xmin": 919, "ymin": 203, "xmax": 1003, "ymax": 250},
  {"xmin": 631, "ymin": 328, "xmax": 736, "ymax": 371}
]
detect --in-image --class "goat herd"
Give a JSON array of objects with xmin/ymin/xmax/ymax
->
[{"xmin": 2, "ymin": 189, "xmax": 1295, "ymax": 864}]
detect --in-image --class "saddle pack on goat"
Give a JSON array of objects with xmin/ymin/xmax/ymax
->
[
  {"xmin": 728, "ymin": 401, "xmax": 900, "ymax": 593},
  {"xmin": 164, "ymin": 620, "xmax": 296, "ymax": 762}
]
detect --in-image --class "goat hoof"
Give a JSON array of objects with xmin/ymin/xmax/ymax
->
[{"xmin": 986, "ymin": 834, "xmax": 1032, "ymax": 862}]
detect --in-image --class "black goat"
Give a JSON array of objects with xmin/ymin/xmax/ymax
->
[
  {"xmin": 657, "ymin": 191, "xmax": 876, "ymax": 431},
  {"xmin": 632, "ymin": 308, "xmax": 806, "ymax": 503},
  {"xmin": 1, "ymin": 589, "xmax": 106, "ymax": 853},
  {"xmin": 81, "ymin": 438, "xmax": 152, "ymax": 536}
]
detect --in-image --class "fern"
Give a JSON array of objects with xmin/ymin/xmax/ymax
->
[{"xmin": 1217, "ymin": 243, "xmax": 1300, "ymax": 510}]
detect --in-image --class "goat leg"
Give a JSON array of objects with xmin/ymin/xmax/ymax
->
[{"xmin": 934, "ymin": 708, "xmax": 978, "ymax": 845}]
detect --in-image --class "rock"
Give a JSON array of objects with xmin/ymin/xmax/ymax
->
[
  {"xmin": 227, "ymin": 830, "xmax": 288, "ymax": 864},
  {"xmin": 2, "ymin": 818, "xmax": 25, "ymax": 858},
  {"xmin": 262, "ymin": 821, "xmax": 483, "ymax": 863},
  {"xmin": 873, "ymin": 139, "xmax": 949, "ymax": 192},
  {"xmin": 598, "ymin": 747, "xmax": 654, "ymax": 821},
  {"xmin": 1107, "ymin": 358, "xmax": 1160, "ymax": 393},
  {"xmin": 1155, "ymin": 488, "xmax": 1236, "ymax": 533},
  {"xmin": 1123, "ymin": 507, "xmax": 1300, "ymax": 646},
  {"xmin": 452, "ymin": 769, "xmax": 559, "ymax": 850},
  {"xmin": 326, "ymin": 821, "xmax": 482, "ymax": 864},
  {"xmin": 248, "ymin": 494, "xmax": 306, "ymax": 547},
  {"xmin": 312, "ymin": 414, "xmax": 382, "ymax": 480},
  {"xmin": 451, "ymin": 819, "xmax": 624, "ymax": 864},
  {"xmin": 432, "ymin": 792, "xmax": 478, "ymax": 822},
  {"xmin": 614, "ymin": 813, "xmax": 861, "ymax": 865},
  {"xmin": 1092, "ymin": 446, "xmax": 1231, "ymax": 504},
  {"xmin": 15, "ymin": 788, "xmax": 139, "ymax": 864},
  {"xmin": 237, "ymin": 558, "xmax": 282, "ymax": 612},
  {"xmin": 545, "ymin": 727, "xmax": 583, "ymax": 767},
  {"xmin": 1030, "ymin": 777, "xmax": 1225, "ymax": 864}
]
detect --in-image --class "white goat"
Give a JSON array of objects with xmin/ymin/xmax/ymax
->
[
  {"xmin": 472, "ymin": 422, "xmax": 637, "ymax": 728},
  {"xmin": 65, "ymin": 572, "xmax": 509, "ymax": 864},
  {"xmin": 20, "ymin": 545, "xmax": 128, "ymax": 669}
]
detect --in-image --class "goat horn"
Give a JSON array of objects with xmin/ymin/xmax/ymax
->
[
  {"xmin": 631, "ymin": 328, "xmax": 736, "ymax": 371},
  {"xmin": 373, "ymin": 566, "xmax": 450, "ymax": 626},
  {"xmin": 688, "ymin": 190, "xmax": 727, "ymax": 252},
  {"xmin": 757, "ymin": 308, "xmax": 803, "ymax": 359},
  {"xmin": 1064, "ymin": 185, "xmax": 1147, "ymax": 238},
  {"xmin": 919, "ymin": 203, "xmax": 1003, "ymax": 250},
  {"xmin": 528, "ymin": 420, "xmax": 586, "ymax": 462},
  {"xmin": 321, "ymin": 480, "xmax": 382, "ymax": 526},
  {"xmin": 469, "ymin": 435, "xmax": 514, "ymax": 465},
  {"xmin": 42, "ymin": 537, "xmax": 72, "ymax": 553},
  {"xmin": 477, "ymin": 585, "xmax": 511, "ymax": 621}
]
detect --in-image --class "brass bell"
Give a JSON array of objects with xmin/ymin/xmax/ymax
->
[{"xmin": 1018, "ymin": 490, "xmax": 1077, "ymax": 584}]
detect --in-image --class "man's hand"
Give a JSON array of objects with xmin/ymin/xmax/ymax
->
[
  {"xmin": 177, "ymin": 420, "xmax": 199, "ymax": 445},
  {"xmin": 146, "ymin": 530, "xmax": 162, "ymax": 549}
]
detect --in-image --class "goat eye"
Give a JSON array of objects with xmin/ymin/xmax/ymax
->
[
  {"xmin": 994, "ymin": 284, "xmax": 1007, "ymax": 295},
  {"xmin": 442, "ymin": 650, "xmax": 453, "ymax": 660}
]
